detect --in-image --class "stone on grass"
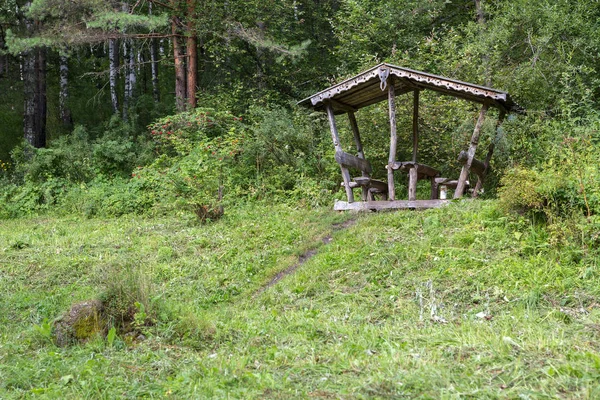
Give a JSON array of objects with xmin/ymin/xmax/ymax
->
[{"xmin": 54, "ymin": 300, "xmax": 106, "ymax": 347}]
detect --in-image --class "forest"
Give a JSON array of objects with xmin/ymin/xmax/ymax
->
[
  {"xmin": 0, "ymin": 0, "xmax": 597, "ymax": 219},
  {"xmin": 1, "ymin": 0, "xmax": 600, "ymax": 397}
]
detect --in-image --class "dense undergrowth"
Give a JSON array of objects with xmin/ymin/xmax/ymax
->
[
  {"xmin": 1, "ymin": 200, "xmax": 599, "ymax": 398},
  {"xmin": 0, "ymin": 105, "xmax": 338, "ymax": 219}
]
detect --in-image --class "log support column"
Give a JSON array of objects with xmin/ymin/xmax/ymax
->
[
  {"xmin": 387, "ymin": 78, "xmax": 397, "ymax": 200},
  {"xmin": 348, "ymin": 111, "xmax": 369, "ymax": 201},
  {"xmin": 412, "ymin": 90, "xmax": 419, "ymax": 162},
  {"xmin": 408, "ymin": 167, "xmax": 418, "ymax": 201},
  {"xmin": 326, "ymin": 102, "xmax": 354, "ymax": 203},
  {"xmin": 454, "ymin": 103, "xmax": 489, "ymax": 198}
]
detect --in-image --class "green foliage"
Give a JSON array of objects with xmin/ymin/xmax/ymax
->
[
  {"xmin": 85, "ymin": 11, "xmax": 168, "ymax": 31},
  {"xmin": 240, "ymin": 106, "xmax": 336, "ymax": 201},
  {"xmin": 97, "ymin": 263, "xmax": 154, "ymax": 333},
  {"xmin": 106, "ymin": 326, "xmax": 117, "ymax": 347},
  {"xmin": 141, "ymin": 108, "xmax": 243, "ymax": 218}
]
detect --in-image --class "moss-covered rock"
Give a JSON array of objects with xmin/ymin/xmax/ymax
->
[{"xmin": 54, "ymin": 300, "xmax": 105, "ymax": 347}]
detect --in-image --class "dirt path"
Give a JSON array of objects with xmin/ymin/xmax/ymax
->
[{"xmin": 254, "ymin": 218, "xmax": 357, "ymax": 296}]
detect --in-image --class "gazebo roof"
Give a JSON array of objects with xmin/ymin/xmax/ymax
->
[{"xmin": 299, "ymin": 63, "xmax": 520, "ymax": 114}]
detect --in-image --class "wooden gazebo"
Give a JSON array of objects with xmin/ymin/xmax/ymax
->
[{"xmin": 299, "ymin": 63, "xmax": 520, "ymax": 211}]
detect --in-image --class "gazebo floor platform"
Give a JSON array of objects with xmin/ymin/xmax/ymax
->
[{"xmin": 334, "ymin": 199, "xmax": 451, "ymax": 211}]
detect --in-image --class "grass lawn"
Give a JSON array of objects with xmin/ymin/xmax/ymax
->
[{"xmin": 1, "ymin": 200, "xmax": 600, "ymax": 398}]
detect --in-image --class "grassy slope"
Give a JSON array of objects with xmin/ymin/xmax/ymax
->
[{"xmin": 1, "ymin": 201, "xmax": 600, "ymax": 399}]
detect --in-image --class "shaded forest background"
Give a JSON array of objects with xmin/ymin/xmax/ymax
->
[{"xmin": 0, "ymin": 0, "xmax": 599, "ymax": 227}]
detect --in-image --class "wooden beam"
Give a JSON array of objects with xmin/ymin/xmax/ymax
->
[
  {"xmin": 457, "ymin": 151, "xmax": 486, "ymax": 178},
  {"xmin": 353, "ymin": 177, "xmax": 388, "ymax": 193},
  {"xmin": 454, "ymin": 103, "xmax": 489, "ymax": 198},
  {"xmin": 473, "ymin": 110, "xmax": 506, "ymax": 197},
  {"xmin": 334, "ymin": 199, "xmax": 451, "ymax": 211},
  {"xmin": 348, "ymin": 111, "xmax": 368, "ymax": 200},
  {"xmin": 326, "ymin": 102, "xmax": 354, "ymax": 203},
  {"xmin": 335, "ymin": 151, "xmax": 373, "ymax": 175},
  {"xmin": 390, "ymin": 162, "xmax": 440, "ymax": 179},
  {"xmin": 387, "ymin": 77, "xmax": 397, "ymax": 200},
  {"xmin": 330, "ymin": 99, "xmax": 357, "ymax": 113},
  {"xmin": 348, "ymin": 112, "xmax": 367, "ymax": 170},
  {"xmin": 412, "ymin": 90, "xmax": 419, "ymax": 162}
]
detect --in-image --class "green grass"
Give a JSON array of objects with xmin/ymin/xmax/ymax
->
[{"xmin": 1, "ymin": 201, "xmax": 600, "ymax": 398}]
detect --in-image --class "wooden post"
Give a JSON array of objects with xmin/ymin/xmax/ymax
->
[
  {"xmin": 408, "ymin": 167, "xmax": 418, "ymax": 201},
  {"xmin": 430, "ymin": 177, "xmax": 439, "ymax": 200},
  {"xmin": 348, "ymin": 111, "xmax": 369, "ymax": 201},
  {"xmin": 348, "ymin": 112, "xmax": 366, "ymax": 164},
  {"xmin": 387, "ymin": 78, "xmax": 397, "ymax": 201},
  {"xmin": 473, "ymin": 110, "xmax": 506, "ymax": 197},
  {"xmin": 326, "ymin": 103, "xmax": 354, "ymax": 203},
  {"xmin": 412, "ymin": 90, "xmax": 419, "ymax": 163},
  {"xmin": 454, "ymin": 103, "xmax": 489, "ymax": 198}
]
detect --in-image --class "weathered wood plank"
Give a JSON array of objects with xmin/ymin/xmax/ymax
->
[
  {"xmin": 326, "ymin": 102, "xmax": 354, "ymax": 203},
  {"xmin": 387, "ymin": 77, "xmax": 397, "ymax": 200},
  {"xmin": 335, "ymin": 151, "xmax": 373, "ymax": 175},
  {"xmin": 334, "ymin": 199, "xmax": 451, "ymax": 211},
  {"xmin": 457, "ymin": 151, "xmax": 486, "ymax": 177},
  {"xmin": 435, "ymin": 178, "xmax": 470, "ymax": 190},
  {"xmin": 412, "ymin": 90, "xmax": 419, "ymax": 162},
  {"xmin": 408, "ymin": 167, "xmax": 418, "ymax": 201},
  {"xmin": 330, "ymin": 99, "xmax": 357, "ymax": 113},
  {"xmin": 390, "ymin": 162, "xmax": 440, "ymax": 178},
  {"xmin": 430, "ymin": 177, "xmax": 438, "ymax": 200},
  {"xmin": 353, "ymin": 177, "xmax": 388, "ymax": 193},
  {"xmin": 454, "ymin": 103, "xmax": 488, "ymax": 198}
]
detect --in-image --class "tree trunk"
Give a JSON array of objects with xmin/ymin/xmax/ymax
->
[
  {"xmin": 475, "ymin": 0, "xmax": 491, "ymax": 86},
  {"xmin": 23, "ymin": 50, "xmax": 37, "ymax": 146},
  {"xmin": 186, "ymin": 0, "xmax": 197, "ymax": 109},
  {"xmin": 149, "ymin": 2, "xmax": 160, "ymax": 103},
  {"xmin": 59, "ymin": 50, "xmax": 73, "ymax": 129},
  {"xmin": 23, "ymin": 47, "xmax": 46, "ymax": 148},
  {"xmin": 186, "ymin": 0, "xmax": 198, "ymax": 109},
  {"xmin": 36, "ymin": 47, "xmax": 47, "ymax": 147},
  {"xmin": 255, "ymin": 21, "xmax": 266, "ymax": 93},
  {"xmin": 128, "ymin": 40, "xmax": 136, "ymax": 100},
  {"xmin": 122, "ymin": 39, "xmax": 130, "ymax": 120},
  {"xmin": 109, "ymin": 38, "xmax": 119, "ymax": 114},
  {"xmin": 22, "ymin": 6, "xmax": 47, "ymax": 149},
  {"xmin": 172, "ymin": 17, "xmax": 187, "ymax": 111},
  {"xmin": 0, "ymin": 26, "xmax": 5, "ymax": 79}
]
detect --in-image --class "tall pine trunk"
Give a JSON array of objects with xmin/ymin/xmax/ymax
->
[
  {"xmin": 22, "ymin": 6, "xmax": 46, "ymax": 148},
  {"xmin": 23, "ymin": 50, "xmax": 37, "ymax": 146},
  {"xmin": 150, "ymin": 40, "xmax": 160, "ymax": 102},
  {"xmin": 475, "ymin": 0, "xmax": 491, "ymax": 86},
  {"xmin": 123, "ymin": 39, "xmax": 130, "ymax": 120},
  {"xmin": 149, "ymin": 2, "xmax": 160, "ymax": 103},
  {"xmin": 172, "ymin": 17, "xmax": 187, "ymax": 111},
  {"xmin": 109, "ymin": 38, "xmax": 119, "ymax": 114},
  {"xmin": 0, "ymin": 26, "xmax": 6, "ymax": 78},
  {"xmin": 186, "ymin": 0, "xmax": 197, "ymax": 109},
  {"xmin": 59, "ymin": 50, "xmax": 72, "ymax": 129},
  {"xmin": 255, "ymin": 21, "xmax": 266, "ymax": 93},
  {"xmin": 23, "ymin": 47, "xmax": 46, "ymax": 148},
  {"xmin": 36, "ymin": 47, "xmax": 46, "ymax": 146}
]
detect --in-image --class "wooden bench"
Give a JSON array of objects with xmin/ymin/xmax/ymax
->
[
  {"xmin": 389, "ymin": 161, "xmax": 440, "ymax": 200},
  {"xmin": 336, "ymin": 151, "xmax": 388, "ymax": 201},
  {"xmin": 433, "ymin": 177, "xmax": 470, "ymax": 199}
]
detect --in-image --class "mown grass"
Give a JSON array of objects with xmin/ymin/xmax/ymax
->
[{"xmin": 1, "ymin": 200, "xmax": 600, "ymax": 398}]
